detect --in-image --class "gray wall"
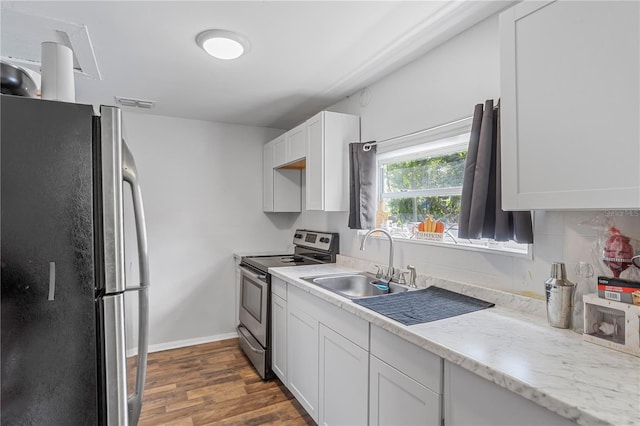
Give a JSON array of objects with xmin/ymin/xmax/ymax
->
[{"xmin": 121, "ymin": 111, "xmax": 294, "ymax": 350}]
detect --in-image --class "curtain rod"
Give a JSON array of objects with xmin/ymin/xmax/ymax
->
[{"xmin": 362, "ymin": 116, "xmax": 472, "ymax": 152}]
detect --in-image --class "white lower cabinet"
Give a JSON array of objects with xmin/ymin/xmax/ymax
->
[
  {"xmin": 318, "ymin": 324, "xmax": 368, "ymax": 426},
  {"xmin": 287, "ymin": 297, "xmax": 319, "ymax": 422},
  {"xmin": 271, "ymin": 292, "xmax": 287, "ymax": 382},
  {"xmin": 369, "ymin": 325, "xmax": 442, "ymax": 426},
  {"xmin": 370, "ymin": 356, "xmax": 440, "ymax": 426},
  {"xmin": 272, "ymin": 279, "xmax": 581, "ymax": 426},
  {"xmin": 285, "ymin": 283, "xmax": 369, "ymax": 424},
  {"xmin": 444, "ymin": 361, "xmax": 576, "ymax": 426}
]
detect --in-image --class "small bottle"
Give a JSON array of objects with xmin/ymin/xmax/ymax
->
[{"xmin": 572, "ymin": 262, "xmax": 595, "ymax": 334}]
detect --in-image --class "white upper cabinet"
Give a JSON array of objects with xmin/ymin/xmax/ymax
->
[
  {"xmin": 263, "ymin": 137, "xmax": 301, "ymax": 213},
  {"xmin": 287, "ymin": 123, "xmax": 307, "ymax": 164},
  {"xmin": 262, "ymin": 142, "xmax": 275, "ymax": 212},
  {"xmin": 273, "ymin": 134, "xmax": 287, "ymax": 168},
  {"xmin": 500, "ymin": 0, "xmax": 639, "ymax": 210},
  {"xmin": 306, "ymin": 111, "xmax": 360, "ymax": 211},
  {"xmin": 274, "ymin": 123, "xmax": 306, "ymax": 168}
]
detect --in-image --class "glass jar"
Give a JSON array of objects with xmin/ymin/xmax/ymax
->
[{"xmin": 572, "ymin": 262, "xmax": 595, "ymax": 333}]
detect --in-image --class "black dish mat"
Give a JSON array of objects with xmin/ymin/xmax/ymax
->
[{"xmin": 353, "ymin": 286, "xmax": 495, "ymax": 326}]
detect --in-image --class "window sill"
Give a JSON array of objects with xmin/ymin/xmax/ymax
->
[{"xmin": 356, "ymin": 230, "xmax": 532, "ymax": 259}]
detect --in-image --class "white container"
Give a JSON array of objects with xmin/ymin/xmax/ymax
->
[
  {"xmin": 583, "ymin": 293, "xmax": 640, "ymax": 357},
  {"xmin": 41, "ymin": 42, "xmax": 75, "ymax": 102}
]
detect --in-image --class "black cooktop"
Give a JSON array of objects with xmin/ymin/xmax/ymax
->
[
  {"xmin": 240, "ymin": 229, "xmax": 339, "ymax": 274},
  {"xmin": 242, "ymin": 254, "xmax": 322, "ymax": 273}
]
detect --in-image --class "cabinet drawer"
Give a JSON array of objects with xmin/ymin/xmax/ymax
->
[
  {"xmin": 288, "ymin": 284, "xmax": 368, "ymax": 350},
  {"xmin": 371, "ymin": 325, "xmax": 442, "ymax": 394},
  {"xmin": 272, "ymin": 276, "xmax": 287, "ymax": 300},
  {"xmin": 319, "ymin": 297, "xmax": 369, "ymax": 350}
]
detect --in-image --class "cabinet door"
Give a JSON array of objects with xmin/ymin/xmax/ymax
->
[
  {"xmin": 370, "ymin": 355, "xmax": 440, "ymax": 426},
  {"xmin": 287, "ymin": 122, "xmax": 307, "ymax": 163},
  {"xmin": 271, "ymin": 293, "xmax": 287, "ymax": 383},
  {"xmin": 287, "ymin": 302, "xmax": 318, "ymax": 422},
  {"xmin": 306, "ymin": 112, "xmax": 325, "ymax": 210},
  {"xmin": 444, "ymin": 361, "xmax": 576, "ymax": 426},
  {"xmin": 273, "ymin": 134, "xmax": 287, "ymax": 168},
  {"xmin": 318, "ymin": 324, "xmax": 368, "ymax": 426},
  {"xmin": 262, "ymin": 143, "xmax": 274, "ymax": 212},
  {"xmin": 500, "ymin": 0, "xmax": 640, "ymax": 210}
]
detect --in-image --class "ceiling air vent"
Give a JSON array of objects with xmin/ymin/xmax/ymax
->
[
  {"xmin": 0, "ymin": 8, "xmax": 101, "ymax": 80},
  {"xmin": 115, "ymin": 97, "xmax": 156, "ymax": 109}
]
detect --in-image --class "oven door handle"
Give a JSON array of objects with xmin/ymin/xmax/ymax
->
[
  {"xmin": 239, "ymin": 265, "xmax": 267, "ymax": 282},
  {"xmin": 237, "ymin": 325, "xmax": 263, "ymax": 354}
]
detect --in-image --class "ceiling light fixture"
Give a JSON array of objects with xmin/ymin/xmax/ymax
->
[{"xmin": 196, "ymin": 29, "xmax": 250, "ymax": 60}]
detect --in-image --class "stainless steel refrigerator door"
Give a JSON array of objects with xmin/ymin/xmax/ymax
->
[
  {"xmin": 103, "ymin": 293, "xmax": 129, "ymax": 426},
  {"xmin": 100, "ymin": 106, "xmax": 151, "ymax": 426},
  {"xmin": 100, "ymin": 106, "xmax": 125, "ymax": 295}
]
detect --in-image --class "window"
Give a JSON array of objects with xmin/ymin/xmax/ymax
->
[{"xmin": 375, "ymin": 119, "xmax": 529, "ymax": 255}]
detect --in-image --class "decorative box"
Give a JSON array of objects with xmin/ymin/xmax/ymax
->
[
  {"xmin": 597, "ymin": 276, "xmax": 640, "ymax": 305},
  {"xmin": 583, "ymin": 293, "xmax": 640, "ymax": 357}
]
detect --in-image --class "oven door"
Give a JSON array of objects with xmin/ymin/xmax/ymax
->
[{"xmin": 238, "ymin": 265, "xmax": 269, "ymax": 348}]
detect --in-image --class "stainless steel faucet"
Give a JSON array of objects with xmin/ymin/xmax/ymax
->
[{"xmin": 360, "ymin": 228, "xmax": 394, "ymax": 283}]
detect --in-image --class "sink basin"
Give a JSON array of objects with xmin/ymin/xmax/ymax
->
[{"xmin": 302, "ymin": 273, "xmax": 410, "ymax": 299}]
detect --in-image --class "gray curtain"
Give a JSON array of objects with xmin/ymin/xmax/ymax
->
[
  {"xmin": 458, "ymin": 100, "xmax": 533, "ymax": 244},
  {"xmin": 348, "ymin": 142, "xmax": 377, "ymax": 229}
]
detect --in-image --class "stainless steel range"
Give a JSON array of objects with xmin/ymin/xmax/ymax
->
[{"xmin": 237, "ymin": 229, "xmax": 339, "ymax": 379}]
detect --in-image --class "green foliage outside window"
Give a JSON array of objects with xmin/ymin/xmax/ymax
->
[
  {"xmin": 385, "ymin": 196, "xmax": 461, "ymax": 226},
  {"xmin": 381, "ymin": 151, "xmax": 466, "ymax": 226}
]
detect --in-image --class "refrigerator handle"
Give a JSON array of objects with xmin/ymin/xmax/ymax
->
[{"xmin": 122, "ymin": 139, "xmax": 150, "ymax": 426}]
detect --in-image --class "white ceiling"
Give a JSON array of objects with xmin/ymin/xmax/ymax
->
[{"xmin": 1, "ymin": 1, "xmax": 513, "ymax": 129}]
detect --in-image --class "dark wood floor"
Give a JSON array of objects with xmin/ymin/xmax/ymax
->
[{"xmin": 131, "ymin": 338, "xmax": 314, "ymax": 425}]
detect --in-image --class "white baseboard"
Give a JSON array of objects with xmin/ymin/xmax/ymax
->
[
  {"xmin": 126, "ymin": 331, "xmax": 239, "ymax": 357},
  {"xmin": 149, "ymin": 332, "xmax": 239, "ymax": 353}
]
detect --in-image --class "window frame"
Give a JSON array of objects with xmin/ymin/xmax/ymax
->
[{"xmin": 371, "ymin": 117, "xmax": 532, "ymax": 258}]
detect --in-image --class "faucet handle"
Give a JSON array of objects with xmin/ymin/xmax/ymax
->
[
  {"xmin": 406, "ymin": 265, "xmax": 417, "ymax": 288},
  {"xmin": 396, "ymin": 269, "xmax": 409, "ymax": 285},
  {"xmin": 373, "ymin": 264, "xmax": 384, "ymax": 278}
]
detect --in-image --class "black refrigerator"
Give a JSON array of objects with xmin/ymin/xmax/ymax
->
[{"xmin": 1, "ymin": 94, "xmax": 150, "ymax": 425}]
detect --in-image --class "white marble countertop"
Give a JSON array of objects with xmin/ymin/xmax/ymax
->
[{"xmin": 270, "ymin": 263, "xmax": 640, "ymax": 426}]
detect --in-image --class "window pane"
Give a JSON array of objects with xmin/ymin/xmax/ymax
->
[
  {"xmin": 382, "ymin": 151, "xmax": 466, "ymax": 193},
  {"xmin": 384, "ymin": 195, "xmax": 461, "ymax": 227}
]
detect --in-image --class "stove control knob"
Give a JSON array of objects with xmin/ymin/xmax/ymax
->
[
  {"xmin": 294, "ymin": 233, "xmax": 302, "ymax": 239},
  {"xmin": 320, "ymin": 237, "xmax": 329, "ymax": 243}
]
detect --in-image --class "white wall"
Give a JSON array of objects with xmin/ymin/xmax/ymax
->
[
  {"xmin": 295, "ymin": 14, "xmax": 640, "ymax": 297},
  {"xmin": 121, "ymin": 112, "xmax": 297, "ymax": 349}
]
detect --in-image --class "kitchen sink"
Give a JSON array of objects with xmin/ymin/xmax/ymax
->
[{"xmin": 302, "ymin": 273, "xmax": 410, "ymax": 299}]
